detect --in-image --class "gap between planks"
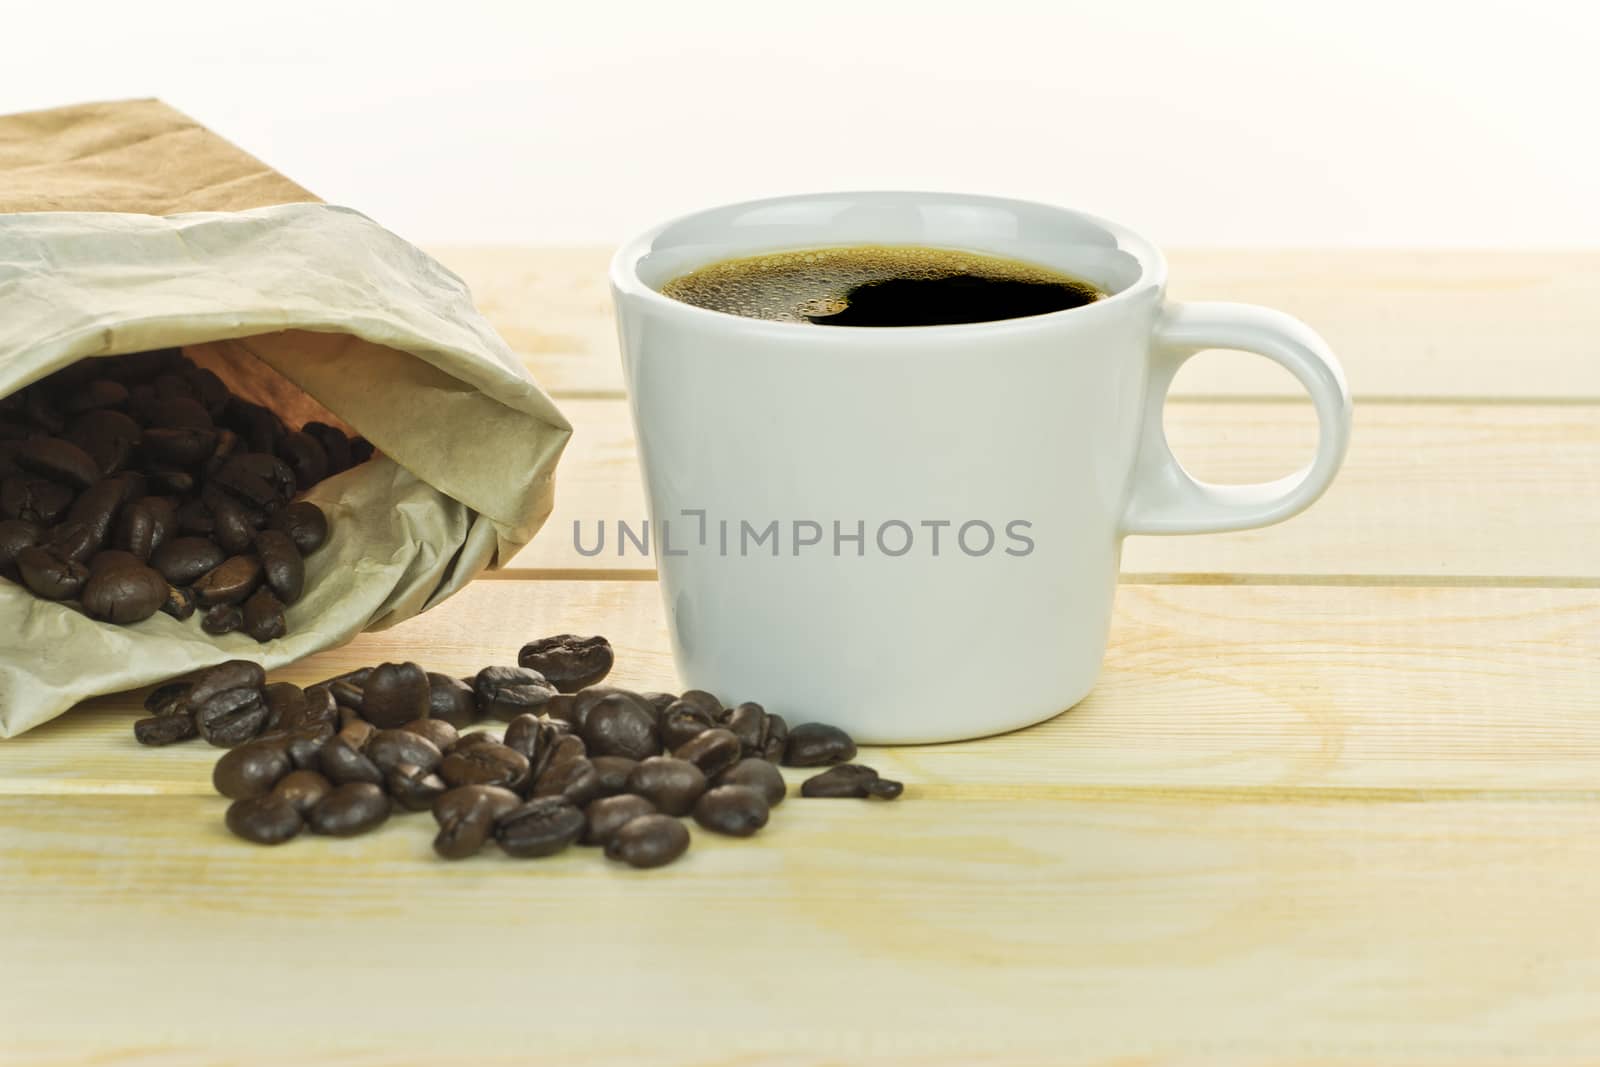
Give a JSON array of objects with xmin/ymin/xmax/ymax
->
[
  {"xmin": 481, "ymin": 569, "xmax": 1600, "ymax": 590},
  {"xmin": 542, "ymin": 387, "xmax": 1600, "ymax": 406}
]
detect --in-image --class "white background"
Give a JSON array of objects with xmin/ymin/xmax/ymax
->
[{"xmin": 3, "ymin": 0, "xmax": 1597, "ymax": 248}]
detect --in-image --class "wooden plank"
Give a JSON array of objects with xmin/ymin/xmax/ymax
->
[
  {"xmin": 427, "ymin": 246, "xmax": 1600, "ymax": 401},
  {"xmin": 5, "ymin": 792, "xmax": 1599, "ymax": 1065},
  {"xmin": 9, "ymin": 580, "xmax": 1599, "ymax": 794},
  {"xmin": 510, "ymin": 398, "xmax": 1600, "ymax": 579}
]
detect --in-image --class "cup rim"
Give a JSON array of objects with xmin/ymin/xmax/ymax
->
[{"xmin": 609, "ymin": 190, "xmax": 1167, "ymax": 336}]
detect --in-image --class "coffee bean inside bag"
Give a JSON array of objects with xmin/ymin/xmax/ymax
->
[{"xmin": 0, "ymin": 204, "xmax": 570, "ymax": 735}]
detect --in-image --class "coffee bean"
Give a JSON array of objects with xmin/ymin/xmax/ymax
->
[
  {"xmin": 259, "ymin": 682, "xmax": 305, "ymax": 732},
  {"xmin": 582, "ymin": 794, "xmax": 657, "ymax": 847},
  {"xmin": 590, "ymin": 755, "xmax": 637, "ymax": 797},
  {"xmin": 116, "ymin": 499, "xmax": 165, "ymax": 560},
  {"xmin": 145, "ymin": 469, "xmax": 194, "ymax": 495},
  {"xmin": 501, "ymin": 713, "xmax": 544, "ymax": 762},
  {"xmin": 472, "ymin": 665, "xmax": 557, "ymax": 721},
  {"xmin": 760, "ymin": 714, "xmax": 788, "ymax": 763},
  {"xmin": 14, "ymin": 480, "xmax": 72, "ymax": 525},
  {"xmin": 448, "ymin": 729, "xmax": 503, "ymax": 751},
  {"xmin": 401, "ymin": 717, "xmax": 458, "ymax": 753},
  {"xmin": 193, "ymin": 554, "xmax": 262, "ymax": 607},
  {"xmin": 0, "ymin": 518, "xmax": 40, "ymax": 579},
  {"xmin": 38, "ymin": 521, "xmax": 100, "ymax": 564},
  {"xmin": 338, "ymin": 717, "xmax": 376, "ymax": 751},
  {"xmin": 201, "ymin": 603, "xmax": 242, "ymax": 634},
  {"xmin": 432, "ymin": 785, "xmax": 521, "ymax": 860},
  {"xmin": 88, "ymin": 548, "xmax": 141, "ymax": 577},
  {"xmin": 714, "ymin": 758, "xmax": 787, "ymax": 807},
  {"xmin": 605, "ymin": 814, "xmax": 690, "ymax": 869},
  {"xmin": 540, "ymin": 693, "xmax": 579, "ymax": 728},
  {"xmin": 362, "ymin": 662, "xmax": 430, "ymax": 728},
  {"xmin": 268, "ymin": 501, "xmax": 328, "ymax": 556},
  {"xmin": 66, "ymin": 409, "xmax": 141, "ymax": 475},
  {"xmin": 638, "ymin": 691, "xmax": 677, "ymax": 721},
  {"xmin": 80, "ymin": 559, "xmax": 167, "ymax": 623},
  {"xmin": 799, "ymin": 764, "xmax": 903, "ymax": 799},
  {"xmin": 22, "ymin": 388, "xmax": 65, "ymax": 434},
  {"xmin": 568, "ymin": 685, "xmax": 632, "ymax": 731},
  {"xmin": 303, "ymin": 422, "xmax": 353, "ymax": 475},
  {"xmin": 160, "ymin": 582, "xmax": 196, "ymax": 620},
  {"xmin": 673, "ymin": 728, "xmax": 743, "ymax": 779},
  {"xmin": 308, "ymin": 782, "xmax": 390, "ymax": 836},
  {"xmin": 15, "ymin": 546, "xmax": 88, "ymax": 599},
  {"xmin": 175, "ymin": 499, "xmax": 214, "ymax": 535},
  {"xmin": 693, "ymin": 785, "xmax": 770, "ymax": 837},
  {"xmin": 366, "ymin": 729, "xmax": 443, "ymax": 775},
  {"xmin": 425, "ymin": 673, "xmax": 477, "ymax": 729},
  {"xmin": 194, "ymin": 687, "xmax": 270, "ymax": 747},
  {"xmin": 439, "ymin": 741, "xmax": 531, "ymax": 792},
  {"xmin": 141, "ymin": 427, "xmax": 217, "ymax": 468},
  {"xmin": 531, "ymin": 756, "xmax": 604, "ymax": 808},
  {"xmin": 625, "ymin": 756, "xmax": 707, "ymax": 816},
  {"xmin": 782, "ymin": 723, "xmax": 858, "ymax": 767},
  {"xmin": 209, "ymin": 493, "xmax": 257, "ymax": 554},
  {"xmin": 226, "ymin": 795, "xmax": 303, "ymax": 845},
  {"xmin": 60, "ymin": 377, "xmax": 128, "ymax": 414},
  {"xmin": 319, "ymin": 735, "xmax": 385, "ymax": 786},
  {"xmin": 726, "ymin": 702, "xmax": 771, "ymax": 757},
  {"xmin": 150, "ymin": 536, "xmax": 226, "ymax": 586},
  {"xmin": 278, "ymin": 431, "xmax": 329, "ymax": 491},
  {"xmin": 660, "ymin": 701, "xmax": 717, "ymax": 750},
  {"xmin": 503, "ymin": 716, "xmax": 583, "ymax": 785},
  {"xmin": 133, "ymin": 712, "xmax": 197, "ymax": 746},
  {"xmin": 329, "ymin": 679, "xmax": 365, "ymax": 714},
  {"xmin": 269, "ymin": 769, "xmax": 333, "ymax": 816},
  {"xmin": 212, "ymin": 741, "xmax": 292, "ymax": 799},
  {"xmin": 496, "ymin": 796, "xmax": 586, "ymax": 858},
  {"xmin": 213, "ymin": 453, "xmax": 294, "ymax": 510},
  {"xmin": 387, "ymin": 762, "xmax": 449, "ymax": 812},
  {"xmin": 278, "ymin": 724, "xmax": 335, "ymax": 770},
  {"xmin": 254, "ymin": 528, "xmax": 304, "ymax": 605},
  {"xmin": 14, "ymin": 437, "xmax": 100, "ymax": 489},
  {"xmin": 65, "ymin": 479, "xmax": 129, "ymax": 545},
  {"xmin": 676, "ymin": 690, "xmax": 722, "ymax": 718},
  {"xmin": 581, "ymin": 693, "xmax": 659, "ymax": 761},
  {"xmin": 516, "ymin": 634, "xmax": 615, "ymax": 694},
  {"xmin": 241, "ymin": 587, "xmax": 286, "ymax": 643},
  {"xmin": 189, "ymin": 660, "xmax": 265, "ymax": 706},
  {"xmin": 145, "ymin": 396, "xmax": 212, "ymax": 430},
  {"xmin": 144, "ymin": 680, "xmax": 193, "ymax": 715},
  {"xmin": 539, "ymin": 734, "xmax": 588, "ymax": 783}
]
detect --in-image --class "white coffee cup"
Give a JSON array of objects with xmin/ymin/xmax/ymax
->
[{"xmin": 610, "ymin": 192, "xmax": 1350, "ymax": 743}]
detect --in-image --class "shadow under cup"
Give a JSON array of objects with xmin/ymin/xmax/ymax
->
[{"xmin": 612, "ymin": 192, "xmax": 1168, "ymax": 745}]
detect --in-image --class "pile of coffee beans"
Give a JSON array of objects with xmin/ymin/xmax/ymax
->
[
  {"xmin": 137, "ymin": 634, "xmax": 902, "ymax": 868},
  {"xmin": 0, "ymin": 349, "xmax": 369, "ymax": 640}
]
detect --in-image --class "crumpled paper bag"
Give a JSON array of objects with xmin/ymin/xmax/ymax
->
[{"xmin": 0, "ymin": 103, "xmax": 570, "ymax": 736}]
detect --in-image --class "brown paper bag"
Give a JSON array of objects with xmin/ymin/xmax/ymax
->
[{"xmin": 0, "ymin": 100, "xmax": 571, "ymax": 735}]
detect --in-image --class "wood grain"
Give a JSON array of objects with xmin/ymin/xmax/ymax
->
[
  {"xmin": 427, "ymin": 246, "xmax": 1600, "ymax": 401},
  {"xmin": 5, "ymin": 793, "xmax": 1599, "ymax": 1065},
  {"xmin": 8, "ymin": 580, "xmax": 1598, "ymax": 795},
  {"xmin": 509, "ymin": 398, "xmax": 1600, "ymax": 579}
]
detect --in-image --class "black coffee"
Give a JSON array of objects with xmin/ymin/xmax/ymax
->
[{"xmin": 660, "ymin": 245, "xmax": 1103, "ymax": 326}]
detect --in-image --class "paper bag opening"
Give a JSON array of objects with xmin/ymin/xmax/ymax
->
[{"xmin": 0, "ymin": 203, "xmax": 571, "ymax": 736}]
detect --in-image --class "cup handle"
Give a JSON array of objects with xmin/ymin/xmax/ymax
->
[{"xmin": 1121, "ymin": 301, "xmax": 1353, "ymax": 536}]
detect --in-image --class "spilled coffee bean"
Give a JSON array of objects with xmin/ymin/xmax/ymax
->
[
  {"xmin": 164, "ymin": 635, "xmax": 902, "ymax": 868},
  {"xmin": 800, "ymin": 763, "xmax": 904, "ymax": 799}
]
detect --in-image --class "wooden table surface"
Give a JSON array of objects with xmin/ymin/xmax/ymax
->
[{"xmin": 4, "ymin": 248, "xmax": 1598, "ymax": 1065}]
